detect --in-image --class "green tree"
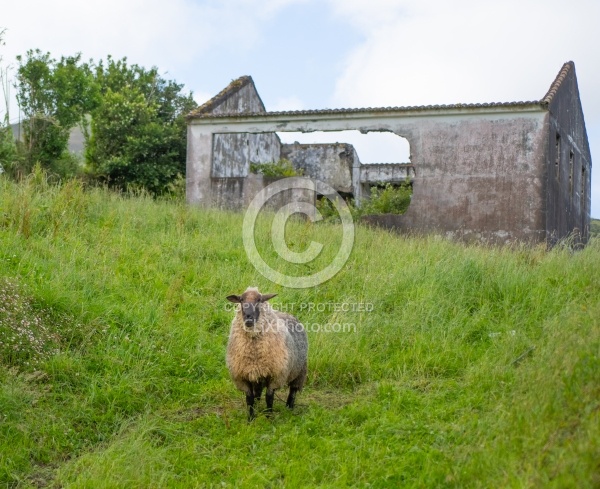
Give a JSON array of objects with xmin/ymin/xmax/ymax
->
[
  {"xmin": 85, "ymin": 57, "xmax": 197, "ymax": 195},
  {"xmin": 0, "ymin": 29, "xmax": 18, "ymax": 176},
  {"xmin": 15, "ymin": 50, "xmax": 97, "ymax": 177}
]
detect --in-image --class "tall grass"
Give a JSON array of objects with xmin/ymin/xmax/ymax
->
[{"xmin": 0, "ymin": 173, "xmax": 598, "ymax": 487}]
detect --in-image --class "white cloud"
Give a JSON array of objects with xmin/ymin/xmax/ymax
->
[
  {"xmin": 329, "ymin": 0, "xmax": 600, "ymax": 108},
  {"xmin": 0, "ymin": 0, "xmax": 307, "ymax": 76},
  {"xmin": 327, "ymin": 0, "xmax": 600, "ymax": 215},
  {"xmin": 328, "ymin": 0, "xmax": 409, "ymax": 32},
  {"xmin": 0, "ymin": 0, "xmax": 308, "ymax": 122},
  {"xmin": 3, "ymin": 1, "xmax": 201, "ymax": 69},
  {"xmin": 270, "ymin": 96, "xmax": 306, "ymax": 111}
]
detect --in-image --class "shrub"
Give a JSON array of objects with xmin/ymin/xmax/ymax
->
[
  {"xmin": 85, "ymin": 57, "xmax": 197, "ymax": 196},
  {"xmin": 0, "ymin": 125, "xmax": 17, "ymax": 176},
  {"xmin": 249, "ymin": 159, "xmax": 302, "ymax": 177},
  {"xmin": 361, "ymin": 181, "xmax": 412, "ymax": 215},
  {"xmin": 15, "ymin": 50, "xmax": 96, "ymax": 180},
  {"xmin": 315, "ymin": 195, "xmax": 359, "ymax": 223}
]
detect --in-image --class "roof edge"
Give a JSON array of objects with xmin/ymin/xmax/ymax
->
[
  {"xmin": 541, "ymin": 61, "xmax": 574, "ymax": 105},
  {"xmin": 189, "ymin": 100, "xmax": 545, "ymax": 121}
]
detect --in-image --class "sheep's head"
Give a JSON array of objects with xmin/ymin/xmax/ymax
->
[{"xmin": 227, "ymin": 287, "xmax": 277, "ymax": 329}]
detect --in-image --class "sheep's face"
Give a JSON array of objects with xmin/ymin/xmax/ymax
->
[{"xmin": 227, "ymin": 289, "xmax": 277, "ymax": 329}]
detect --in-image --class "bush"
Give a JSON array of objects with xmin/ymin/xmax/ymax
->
[
  {"xmin": 0, "ymin": 125, "xmax": 17, "ymax": 176},
  {"xmin": 361, "ymin": 182, "xmax": 412, "ymax": 215},
  {"xmin": 15, "ymin": 50, "xmax": 96, "ymax": 180},
  {"xmin": 315, "ymin": 194, "xmax": 359, "ymax": 223},
  {"xmin": 249, "ymin": 159, "xmax": 302, "ymax": 177},
  {"xmin": 314, "ymin": 181, "xmax": 413, "ymax": 223},
  {"xmin": 85, "ymin": 57, "xmax": 197, "ymax": 196}
]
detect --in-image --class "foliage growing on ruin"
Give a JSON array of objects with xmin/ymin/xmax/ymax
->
[
  {"xmin": 249, "ymin": 158, "xmax": 302, "ymax": 177},
  {"xmin": 361, "ymin": 181, "xmax": 412, "ymax": 215},
  {"xmin": 316, "ymin": 181, "xmax": 413, "ymax": 223}
]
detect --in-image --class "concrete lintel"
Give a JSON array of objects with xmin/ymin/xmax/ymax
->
[
  {"xmin": 188, "ymin": 104, "xmax": 546, "ymax": 133},
  {"xmin": 189, "ymin": 104, "xmax": 546, "ymax": 132}
]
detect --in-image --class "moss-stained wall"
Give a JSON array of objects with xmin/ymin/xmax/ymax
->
[
  {"xmin": 281, "ymin": 143, "xmax": 355, "ymax": 194},
  {"xmin": 210, "ymin": 83, "xmax": 281, "ymax": 178},
  {"xmin": 544, "ymin": 63, "xmax": 592, "ymax": 244}
]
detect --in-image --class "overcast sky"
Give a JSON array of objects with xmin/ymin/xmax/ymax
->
[{"xmin": 1, "ymin": 0, "xmax": 599, "ymax": 217}]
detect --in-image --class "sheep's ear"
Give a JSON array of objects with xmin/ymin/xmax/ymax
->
[
  {"xmin": 226, "ymin": 295, "xmax": 242, "ymax": 303},
  {"xmin": 260, "ymin": 293, "xmax": 277, "ymax": 302}
]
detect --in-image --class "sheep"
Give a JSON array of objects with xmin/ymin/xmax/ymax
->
[{"xmin": 226, "ymin": 287, "xmax": 308, "ymax": 420}]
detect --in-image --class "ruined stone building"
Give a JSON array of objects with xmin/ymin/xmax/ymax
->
[{"xmin": 186, "ymin": 62, "xmax": 591, "ymax": 245}]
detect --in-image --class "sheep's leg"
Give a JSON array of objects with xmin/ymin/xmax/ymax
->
[
  {"xmin": 265, "ymin": 388, "xmax": 275, "ymax": 416},
  {"xmin": 245, "ymin": 390, "xmax": 256, "ymax": 421},
  {"xmin": 286, "ymin": 386, "xmax": 299, "ymax": 409}
]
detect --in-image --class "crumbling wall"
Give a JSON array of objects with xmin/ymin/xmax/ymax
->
[
  {"xmin": 359, "ymin": 163, "xmax": 415, "ymax": 185},
  {"xmin": 209, "ymin": 174, "xmax": 313, "ymax": 210},
  {"xmin": 367, "ymin": 115, "xmax": 549, "ymax": 244},
  {"xmin": 358, "ymin": 163, "xmax": 415, "ymax": 202},
  {"xmin": 187, "ymin": 78, "xmax": 282, "ymax": 206},
  {"xmin": 211, "ymin": 132, "xmax": 281, "ymax": 178},
  {"xmin": 281, "ymin": 143, "xmax": 355, "ymax": 194},
  {"xmin": 187, "ymin": 63, "xmax": 591, "ymax": 246},
  {"xmin": 210, "ymin": 82, "xmax": 281, "ymax": 179},
  {"xmin": 188, "ymin": 110, "xmax": 550, "ymax": 243},
  {"xmin": 544, "ymin": 63, "xmax": 592, "ymax": 244}
]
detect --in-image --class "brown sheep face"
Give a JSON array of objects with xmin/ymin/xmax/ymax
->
[{"xmin": 227, "ymin": 289, "xmax": 277, "ymax": 328}]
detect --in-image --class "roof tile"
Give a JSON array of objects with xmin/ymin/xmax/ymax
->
[{"xmin": 541, "ymin": 61, "xmax": 573, "ymax": 105}]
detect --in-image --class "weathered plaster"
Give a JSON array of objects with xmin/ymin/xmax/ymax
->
[{"xmin": 281, "ymin": 143, "xmax": 354, "ymax": 194}]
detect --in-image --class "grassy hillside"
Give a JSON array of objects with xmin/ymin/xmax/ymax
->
[{"xmin": 1, "ymin": 173, "xmax": 599, "ymax": 488}]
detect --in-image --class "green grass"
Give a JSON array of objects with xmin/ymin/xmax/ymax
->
[{"xmin": 1, "ymin": 173, "xmax": 599, "ymax": 488}]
